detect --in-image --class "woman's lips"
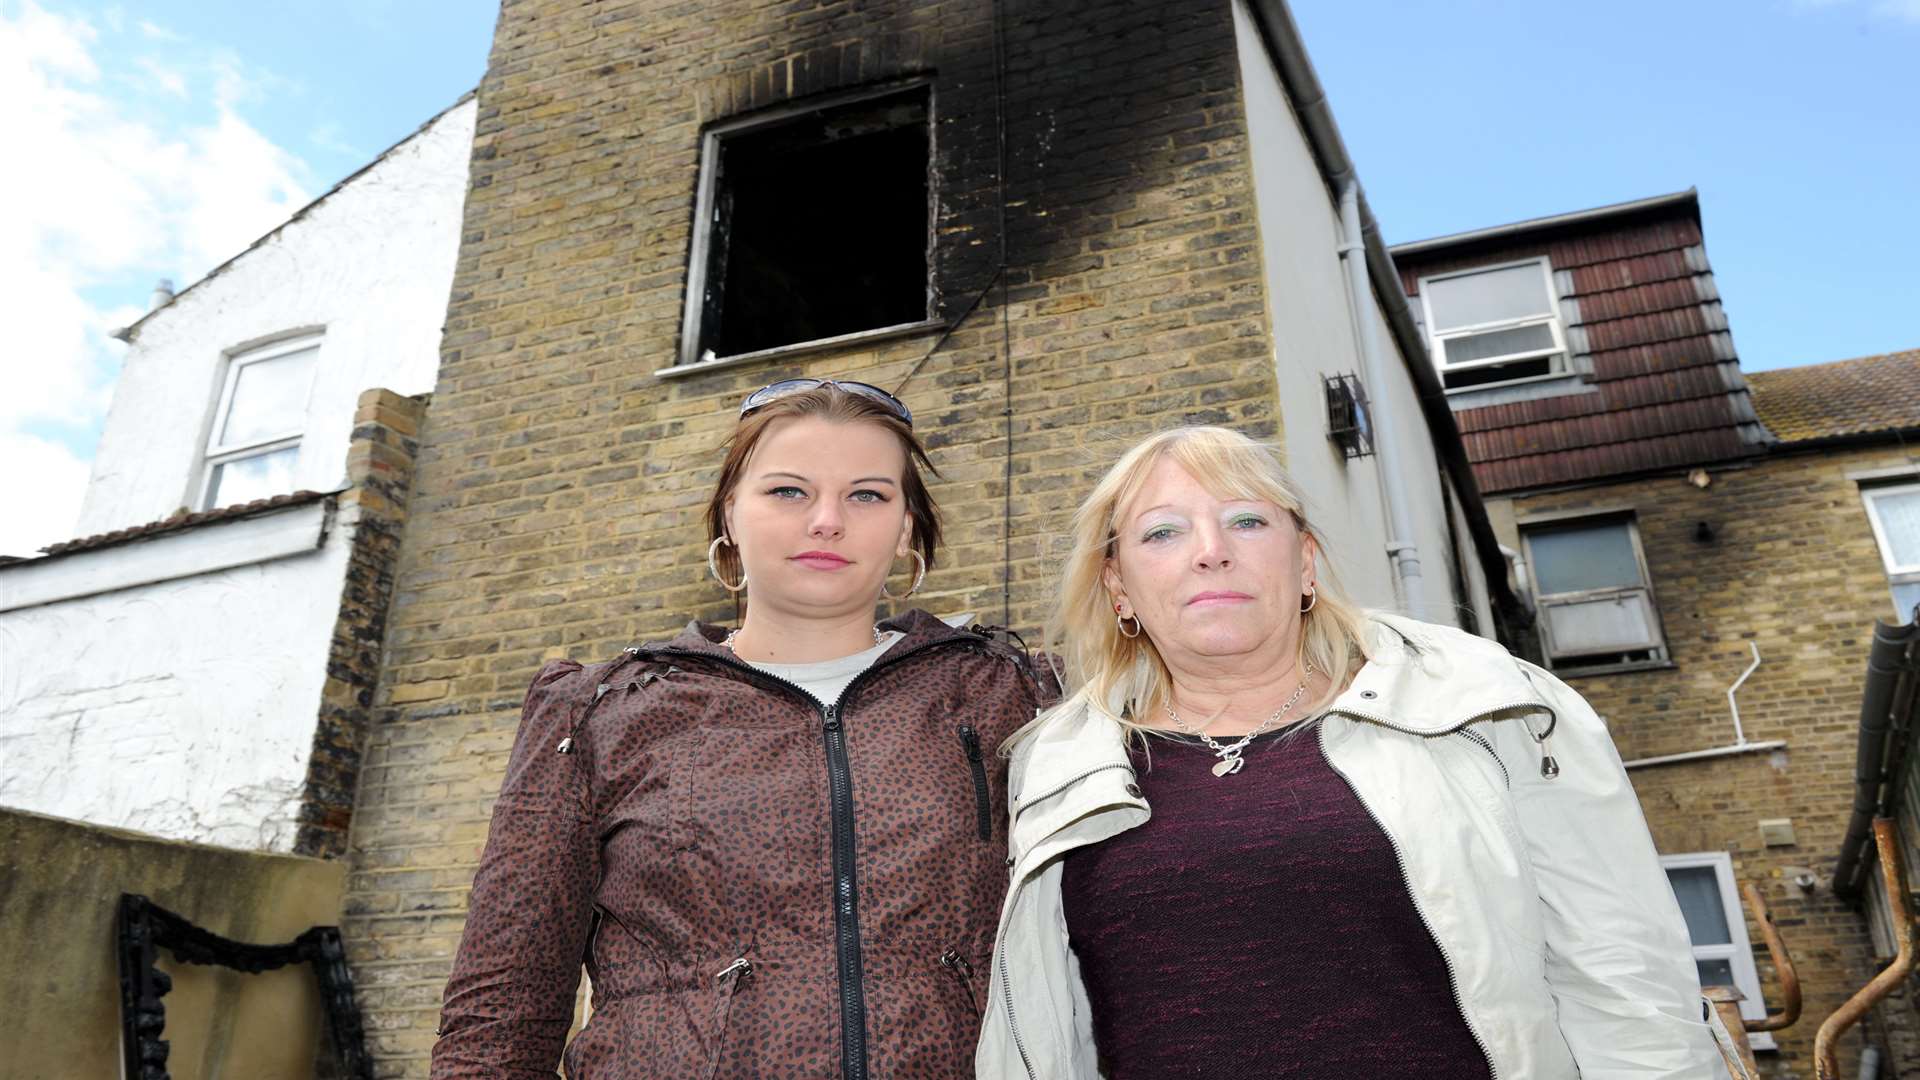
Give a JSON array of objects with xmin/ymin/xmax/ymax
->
[
  {"xmin": 1187, "ymin": 591, "xmax": 1253, "ymax": 606},
  {"xmin": 791, "ymin": 551, "xmax": 851, "ymax": 570}
]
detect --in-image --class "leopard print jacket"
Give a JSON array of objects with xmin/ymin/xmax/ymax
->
[{"xmin": 431, "ymin": 608, "xmax": 1057, "ymax": 1079}]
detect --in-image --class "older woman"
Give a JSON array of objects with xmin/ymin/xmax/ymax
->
[{"xmin": 977, "ymin": 426, "xmax": 1717, "ymax": 1080}]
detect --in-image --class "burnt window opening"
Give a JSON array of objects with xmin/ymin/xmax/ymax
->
[{"xmin": 691, "ymin": 86, "xmax": 932, "ymax": 362}]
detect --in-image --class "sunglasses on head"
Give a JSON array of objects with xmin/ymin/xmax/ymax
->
[{"xmin": 737, "ymin": 379, "xmax": 914, "ymax": 428}]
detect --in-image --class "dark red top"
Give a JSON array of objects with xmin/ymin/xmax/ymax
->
[{"xmin": 1060, "ymin": 722, "xmax": 1493, "ymax": 1080}]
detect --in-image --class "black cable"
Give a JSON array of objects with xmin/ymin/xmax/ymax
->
[{"xmin": 992, "ymin": 0, "xmax": 1013, "ymax": 627}]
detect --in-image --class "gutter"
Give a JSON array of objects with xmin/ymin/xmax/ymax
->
[
  {"xmin": 1243, "ymin": 0, "xmax": 1528, "ymax": 629},
  {"xmin": 1832, "ymin": 619, "xmax": 1920, "ymax": 904}
]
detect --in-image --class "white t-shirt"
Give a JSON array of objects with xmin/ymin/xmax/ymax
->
[{"xmin": 746, "ymin": 630, "xmax": 907, "ymax": 708}]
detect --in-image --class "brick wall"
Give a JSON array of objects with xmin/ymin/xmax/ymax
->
[
  {"xmin": 296, "ymin": 388, "xmax": 430, "ymax": 859},
  {"xmin": 1505, "ymin": 444, "xmax": 1919, "ymax": 1078},
  {"xmin": 342, "ymin": 1, "xmax": 1287, "ymax": 1069}
]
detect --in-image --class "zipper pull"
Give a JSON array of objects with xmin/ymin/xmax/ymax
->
[
  {"xmin": 940, "ymin": 948, "xmax": 974, "ymax": 977},
  {"xmin": 959, "ymin": 725, "xmax": 983, "ymax": 762},
  {"xmin": 715, "ymin": 956, "xmax": 754, "ymax": 983},
  {"xmin": 1531, "ymin": 720, "xmax": 1559, "ymax": 780},
  {"xmin": 823, "ymin": 704, "xmax": 841, "ymax": 732}
]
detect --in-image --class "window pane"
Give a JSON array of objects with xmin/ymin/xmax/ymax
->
[
  {"xmin": 1667, "ymin": 866, "xmax": 1734, "ymax": 946},
  {"xmin": 219, "ymin": 346, "xmax": 316, "ymax": 447},
  {"xmin": 1544, "ymin": 592, "xmax": 1658, "ymax": 655},
  {"xmin": 1528, "ymin": 521, "xmax": 1642, "ymax": 595},
  {"xmin": 1442, "ymin": 323, "xmax": 1558, "ymax": 367},
  {"xmin": 1426, "ymin": 263, "xmax": 1554, "ymax": 330},
  {"xmin": 1870, "ymin": 489, "xmax": 1920, "ymax": 568},
  {"xmin": 206, "ymin": 444, "xmax": 300, "ymax": 508},
  {"xmin": 1696, "ymin": 958, "xmax": 1737, "ymax": 990}
]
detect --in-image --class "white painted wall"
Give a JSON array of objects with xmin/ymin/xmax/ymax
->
[
  {"xmin": 75, "ymin": 96, "xmax": 475, "ymax": 536},
  {"xmin": 0, "ymin": 97, "xmax": 473, "ymax": 851},
  {"xmin": 1231, "ymin": 0, "xmax": 1485, "ymax": 628},
  {"xmin": 0, "ymin": 503, "xmax": 356, "ymax": 850}
]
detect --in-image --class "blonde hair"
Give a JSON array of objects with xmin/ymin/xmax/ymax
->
[{"xmin": 1042, "ymin": 426, "xmax": 1371, "ymax": 738}]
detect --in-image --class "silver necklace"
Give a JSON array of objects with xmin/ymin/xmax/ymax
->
[
  {"xmin": 723, "ymin": 625, "xmax": 884, "ymax": 655},
  {"xmin": 1165, "ymin": 660, "xmax": 1316, "ymax": 777}
]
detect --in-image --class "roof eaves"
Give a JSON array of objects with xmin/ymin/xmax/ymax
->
[
  {"xmin": 111, "ymin": 88, "xmax": 480, "ymax": 345},
  {"xmin": 1389, "ymin": 189, "xmax": 1700, "ymax": 258},
  {"xmin": 10, "ymin": 489, "xmax": 343, "ymax": 566}
]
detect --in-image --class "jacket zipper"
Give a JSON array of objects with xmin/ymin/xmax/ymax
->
[
  {"xmin": 821, "ymin": 701, "xmax": 867, "ymax": 1080},
  {"xmin": 959, "ymin": 725, "xmax": 992, "ymax": 841},
  {"xmin": 646, "ymin": 634, "xmax": 999, "ymax": 1080},
  {"xmin": 1317, "ymin": 721, "xmax": 1500, "ymax": 1079},
  {"xmin": 1454, "ymin": 728, "xmax": 1510, "ymax": 788}
]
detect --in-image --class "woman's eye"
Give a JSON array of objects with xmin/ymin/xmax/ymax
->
[
  {"xmin": 768, "ymin": 486, "xmax": 806, "ymax": 499},
  {"xmin": 849, "ymin": 489, "xmax": 889, "ymax": 504},
  {"xmin": 1141, "ymin": 525, "xmax": 1176, "ymax": 543},
  {"xmin": 1228, "ymin": 515, "xmax": 1268, "ymax": 530}
]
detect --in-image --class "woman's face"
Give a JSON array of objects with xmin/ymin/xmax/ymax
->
[
  {"xmin": 1104, "ymin": 455, "xmax": 1316, "ymax": 667},
  {"xmin": 726, "ymin": 416, "xmax": 913, "ymax": 615}
]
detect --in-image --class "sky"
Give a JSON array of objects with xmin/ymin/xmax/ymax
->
[{"xmin": 1, "ymin": 0, "xmax": 1915, "ymax": 558}]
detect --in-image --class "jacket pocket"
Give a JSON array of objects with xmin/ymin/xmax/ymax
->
[{"xmin": 958, "ymin": 725, "xmax": 992, "ymax": 841}]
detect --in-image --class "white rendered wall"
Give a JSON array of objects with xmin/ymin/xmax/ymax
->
[
  {"xmin": 0, "ymin": 505, "xmax": 357, "ymax": 851},
  {"xmin": 1231, "ymin": 1, "xmax": 1484, "ymax": 629},
  {"xmin": 75, "ymin": 97, "xmax": 476, "ymax": 536},
  {"xmin": 0, "ymin": 97, "xmax": 473, "ymax": 851}
]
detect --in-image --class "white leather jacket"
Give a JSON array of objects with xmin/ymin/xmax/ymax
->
[{"xmin": 976, "ymin": 614, "xmax": 1720, "ymax": 1079}]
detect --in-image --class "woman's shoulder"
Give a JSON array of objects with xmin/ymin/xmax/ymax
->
[{"xmin": 1364, "ymin": 612, "xmax": 1527, "ymax": 672}]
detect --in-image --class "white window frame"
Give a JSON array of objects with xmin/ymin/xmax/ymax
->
[
  {"xmin": 197, "ymin": 334, "xmax": 319, "ymax": 510},
  {"xmin": 1660, "ymin": 852, "xmax": 1775, "ymax": 1051},
  {"xmin": 1418, "ymin": 256, "xmax": 1569, "ymax": 391},
  {"xmin": 1862, "ymin": 481, "xmax": 1920, "ymax": 621},
  {"xmin": 1520, "ymin": 513, "xmax": 1669, "ymax": 671},
  {"xmin": 675, "ymin": 79, "xmax": 937, "ymax": 370}
]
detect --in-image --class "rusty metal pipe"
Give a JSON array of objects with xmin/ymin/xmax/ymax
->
[
  {"xmin": 1816, "ymin": 818, "xmax": 1913, "ymax": 1080},
  {"xmin": 1742, "ymin": 881, "xmax": 1802, "ymax": 1032}
]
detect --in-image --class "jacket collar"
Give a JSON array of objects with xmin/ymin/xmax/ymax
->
[
  {"xmin": 652, "ymin": 606, "xmax": 984, "ymax": 663},
  {"xmin": 1012, "ymin": 613, "xmax": 1552, "ymax": 805},
  {"xmin": 1328, "ymin": 613, "xmax": 1552, "ymax": 734}
]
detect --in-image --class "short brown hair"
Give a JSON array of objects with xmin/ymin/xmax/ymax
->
[{"xmin": 704, "ymin": 385, "xmax": 943, "ymax": 594}]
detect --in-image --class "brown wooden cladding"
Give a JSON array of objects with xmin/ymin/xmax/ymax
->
[{"xmin": 1396, "ymin": 196, "xmax": 1764, "ymax": 493}]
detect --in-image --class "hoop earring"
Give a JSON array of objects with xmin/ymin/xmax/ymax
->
[
  {"xmin": 1116, "ymin": 611, "xmax": 1142, "ymax": 639},
  {"xmin": 880, "ymin": 550, "xmax": 928, "ymax": 600},
  {"xmin": 1300, "ymin": 586, "xmax": 1318, "ymax": 614},
  {"xmin": 707, "ymin": 536, "xmax": 747, "ymax": 593}
]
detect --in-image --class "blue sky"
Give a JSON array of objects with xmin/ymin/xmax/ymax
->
[
  {"xmin": 1292, "ymin": 0, "xmax": 1920, "ymax": 372},
  {"xmin": 2, "ymin": 0, "xmax": 1914, "ymax": 554}
]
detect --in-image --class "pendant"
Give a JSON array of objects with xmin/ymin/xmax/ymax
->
[{"xmin": 1212, "ymin": 755, "xmax": 1245, "ymax": 777}]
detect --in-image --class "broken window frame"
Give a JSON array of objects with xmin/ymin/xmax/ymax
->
[
  {"xmin": 1418, "ymin": 257, "xmax": 1571, "ymax": 393},
  {"xmin": 196, "ymin": 334, "xmax": 319, "ymax": 511},
  {"xmin": 673, "ymin": 79, "xmax": 940, "ymax": 372},
  {"xmin": 1519, "ymin": 511, "xmax": 1670, "ymax": 674}
]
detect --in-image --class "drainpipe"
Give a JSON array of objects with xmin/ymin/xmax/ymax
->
[{"xmin": 1337, "ymin": 180, "xmax": 1424, "ymax": 616}]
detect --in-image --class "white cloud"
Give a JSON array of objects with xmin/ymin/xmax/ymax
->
[
  {"xmin": 0, "ymin": 432, "xmax": 91, "ymax": 557},
  {"xmin": 0, "ymin": 1, "xmax": 312, "ymax": 554}
]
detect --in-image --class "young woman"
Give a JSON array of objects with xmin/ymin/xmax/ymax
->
[
  {"xmin": 432, "ymin": 380, "xmax": 1055, "ymax": 1079},
  {"xmin": 978, "ymin": 426, "xmax": 1717, "ymax": 1080}
]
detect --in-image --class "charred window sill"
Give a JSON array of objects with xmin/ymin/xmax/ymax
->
[{"xmin": 654, "ymin": 318, "xmax": 947, "ymax": 380}]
